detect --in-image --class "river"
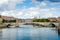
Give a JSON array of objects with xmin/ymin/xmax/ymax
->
[{"xmin": 0, "ymin": 25, "xmax": 60, "ymax": 40}]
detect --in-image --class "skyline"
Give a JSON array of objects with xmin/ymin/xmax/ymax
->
[{"xmin": 0, "ymin": 0, "xmax": 60, "ymax": 19}]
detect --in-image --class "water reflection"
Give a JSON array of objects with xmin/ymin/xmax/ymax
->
[
  {"xmin": 20, "ymin": 25, "xmax": 42, "ymax": 28},
  {"xmin": 1, "ymin": 28, "xmax": 59, "ymax": 40}
]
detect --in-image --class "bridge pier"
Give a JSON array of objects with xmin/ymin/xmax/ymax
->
[{"xmin": 58, "ymin": 28, "xmax": 60, "ymax": 35}]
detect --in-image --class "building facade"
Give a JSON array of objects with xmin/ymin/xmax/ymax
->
[
  {"xmin": 0, "ymin": 15, "xmax": 32, "ymax": 23},
  {"xmin": 0, "ymin": 15, "xmax": 60, "ymax": 22},
  {"xmin": 57, "ymin": 17, "xmax": 60, "ymax": 22},
  {"xmin": 48, "ymin": 18, "xmax": 57, "ymax": 22}
]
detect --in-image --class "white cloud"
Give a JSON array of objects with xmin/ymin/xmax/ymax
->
[
  {"xmin": 20, "ymin": 7, "xmax": 57, "ymax": 18},
  {"xmin": 28, "ymin": 7, "xmax": 57, "ymax": 18},
  {"xmin": 1, "ymin": 6, "xmax": 57, "ymax": 18},
  {"xmin": 40, "ymin": 2, "xmax": 47, "ymax": 6},
  {"xmin": 1, "ymin": 10, "xmax": 14, "ymax": 16},
  {"xmin": 1, "ymin": 11, "xmax": 10, "ymax": 16},
  {"xmin": 0, "ymin": 0, "xmax": 8, "ymax": 4},
  {"xmin": 39, "ymin": 8, "xmax": 56, "ymax": 18},
  {"xmin": 7, "ymin": 0, "xmax": 25, "ymax": 10},
  {"xmin": 0, "ymin": 0, "xmax": 25, "ymax": 4},
  {"xmin": 18, "ymin": 12, "xmax": 23, "ymax": 16},
  {"xmin": 0, "ymin": 0, "xmax": 59, "ymax": 19},
  {"xmin": 0, "ymin": 0, "xmax": 25, "ymax": 11}
]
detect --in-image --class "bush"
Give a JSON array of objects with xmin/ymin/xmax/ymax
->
[
  {"xmin": 2, "ymin": 19, "xmax": 16, "ymax": 23},
  {"xmin": 33, "ymin": 18, "xmax": 50, "ymax": 22},
  {"xmin": 9, "ymin": 20, "xmax": 16, "ymax": 22}
]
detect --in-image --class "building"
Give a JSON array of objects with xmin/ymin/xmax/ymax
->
[
  {"xmin": 24, "ymin": 19, "xmax": 33, "ymax": 22},
  {"xmin": 48, "ymin": 18, "xmax": 57, "ymax": 22},
  {"xmin": 0, "ymin": 15, "xmax": 27, "ymax": 23},
  {"xmin": 16, "ymin": 19, "xmax": 25, "ymax": 23},
  {"xmin": 57, "ymin": 17, "xmax": 60, "ymax": 22},
  {"xmin": 48, "ymin": 17, "xmax": 60, "ymax": 22},
  {"xmin": 0, "ymin": 15, "xmax": 19, "ymax": 22},
  {"xmin": 1, "ymin": 15, "xmax": 60, "ymax": 23},
  {"xmin": 1, "ymin": 16, "xmax": 15, "ymax": 20}
]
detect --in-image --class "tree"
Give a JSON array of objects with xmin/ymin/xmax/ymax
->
[
  {"xmin": 9, "ymin": 20, "xmax": 16, "ymax": 22},
  {"xmin": 33, "ymin": 18, "xmax": 50, "ymax": 22}
]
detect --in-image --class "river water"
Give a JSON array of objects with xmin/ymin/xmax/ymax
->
[{"xmin": 0, "ymin": 25, "xmax": 60, "ymax": 40}]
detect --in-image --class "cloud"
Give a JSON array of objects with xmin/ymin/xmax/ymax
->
[
  {"xmin": 0, "ymin": 0, "xmax": 8, "ymax": 4},
  {"xmin": 0, "ymin": 0, "xmax": 25, "ymax": 11},
  {"xmin": 19, "ymin": 7, "xmax": 57, "ymax": 18},
  {"xmin": 40, "ymin": 2, "xmax": 47, "ymax": 6},
  {"xmin": 25, "ymin": 7, "xmax": 58, "ymax": 18},
  {"xmin": 32, "ymin": 0, "xmax": 49, "ymax": 8},
  {"xmin": 1, "ymin": 6, "xmax": 58, "ymax": 19},
  {"xmin": 1, "ymin": 10, "xmax": 14, "ymax": 16},
  {"xmin": 0, "ymin": 0, "xmax": 60, "ymax": 19},
  {"xmin": 32, "ymin": 0, "xmax": 60, "ymax": 6}
]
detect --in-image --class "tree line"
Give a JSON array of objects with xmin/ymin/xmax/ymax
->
[
  {"xmin": 33, "ymin": 18, "xmax": 57, "ymax": 22},
  {"xmin": 2, "ymin": 19, "xmax": 16, "ymax": 23}
]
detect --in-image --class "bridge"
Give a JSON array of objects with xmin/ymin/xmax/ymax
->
[
  {"xmin": 3, "ymin": 22, "xmax": 60, "ymax": 28},
  {"xmin": 2, "ymin": 22, "xmax": 60, "ymax": 34},
  {"xmin": 23, "ymin": 22, "xmax": 60, "ymax": 34},
  {"xmin": 23, "ymin": 22, "xmax": 59, "ymax": 27}
]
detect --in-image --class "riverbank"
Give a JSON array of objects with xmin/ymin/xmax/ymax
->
[{"xmin": 0, "ymin": 24, "xmax": 7, "ymax": 29}]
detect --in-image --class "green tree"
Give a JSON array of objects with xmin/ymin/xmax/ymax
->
[
  {"xmin": 33, "ymin": 18, "xmax": 50, "ymax": 22},
  {"xmin": 9, "ymin": 20, "xmax": 16, "ymax": 22}
]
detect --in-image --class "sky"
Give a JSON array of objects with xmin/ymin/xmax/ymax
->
[{"xmin": 0, "ymin": 0, "xmax": 60, "ymax": 19}]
